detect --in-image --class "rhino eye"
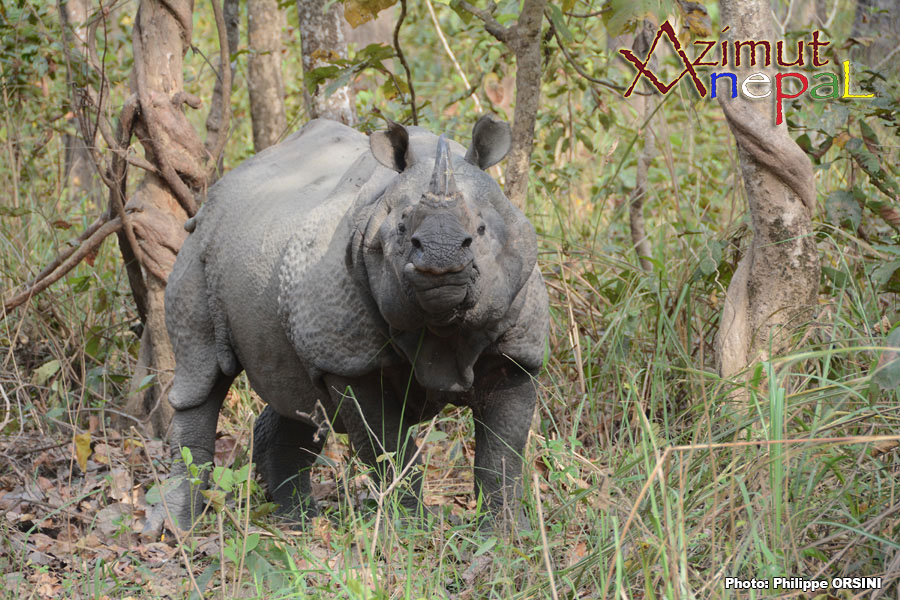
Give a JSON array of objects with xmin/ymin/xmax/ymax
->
[
  {"xmin": 398, "ymin": 223, "xmax": 406, "ymax": 234},
  {"xmin": 477, "ymin": 224, "xmax": 486, "ymax": 235}
]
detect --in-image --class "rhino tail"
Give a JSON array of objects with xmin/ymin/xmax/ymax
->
[{"xmin": 206, "ymin": 291, "xmax": 241, "ymax": 377}]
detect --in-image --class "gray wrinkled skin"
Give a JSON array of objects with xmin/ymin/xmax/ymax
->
[{"xmin": 147, "ymin": 116, "xmax": 549, "ymax": 534}]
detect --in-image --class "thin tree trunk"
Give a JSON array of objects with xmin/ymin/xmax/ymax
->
[
  {"xmin": 206, "ymin": 0, "xmax": 239, "ymax": 178},
  {"xmin": 714, "ymin": 0, "xmax": 819, "ymax": 383},
  {"xmin": 628, "ymin": 20, "xmax": 657, "ymax": 272},
  {"xmin": 297, "ymin": 0, "xmax": 357, "ymax": 125},
  {"xmin": 223, "ymin": 0, "xmax": 240, "ymax": 61},
  {"xmin": 59, "ymin": 0, "xmax": 102, "ymax": 204},
  {"xmin": 503, "ymin": 0, "xmax": 545, "ymax": 211},
  {"xmin": 247, "ymin": 0, "xmax": 287, "ymax": 151},
  {"xmin": 121, "ymin": 0, "xmax": 208, "ymax": 436}
]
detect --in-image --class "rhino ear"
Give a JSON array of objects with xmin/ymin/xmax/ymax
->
[
  {"xmin": 465, "ymin": 114, "xmax": 511, "ymax": 170},
  {"xmin": 370, "ymin": 120, "xmax": 415, "ymax": 172}
]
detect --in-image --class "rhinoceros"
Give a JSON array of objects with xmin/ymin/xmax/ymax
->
[{"xmin": 151, "ymin": 115, "xmax": 549, "ymax": 532}]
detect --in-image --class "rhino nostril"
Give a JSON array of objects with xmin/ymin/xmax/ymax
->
[
  {"xmin": 411, "ymin": 236, "xmax": 422, "ymax": 249},
  {"xmin": 461, "ymin": 236, "xmax": 472, "ymax": 248}
]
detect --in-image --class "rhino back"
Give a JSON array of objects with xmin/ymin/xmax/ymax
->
[{"xmin": 186, "ymin": 120, "xmax": 373, "ymax": 404}]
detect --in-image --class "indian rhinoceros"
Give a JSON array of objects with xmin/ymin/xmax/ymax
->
[{"xmin": 150, "ymin": 115, "xmax": 550, "ymax": 532}]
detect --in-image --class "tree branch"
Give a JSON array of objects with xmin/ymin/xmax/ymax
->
[
  {"xmin": 426, "ymin": 0, "xmax": 482, "ymax": 112},
  {"xmin": 456, "ymin": 0, "xmax": 513, "ymax": 44},
  {"xmin": 393, "ymin": 0, "xmax": 417, "ymax": 125},
  {"xmin": 204, "ymin": 0, "xmax": 233, "ymax": 179},
  {"xmin": 2, "ymin": 218, "xmax": 123, "ymax": 319},
  {"xmin": 549, "ymin": 20, "xmax": 635, "ymax": 94},
  {"xmin": 107, "ymin": 94, "xmax": 150, "ymax": 323}
]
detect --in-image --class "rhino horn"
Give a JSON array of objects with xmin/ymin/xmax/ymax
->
[{"xmin": 429, "ymin": 136, "xmax": 459, "ymax": 197}]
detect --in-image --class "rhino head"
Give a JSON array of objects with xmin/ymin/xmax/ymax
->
[{"xmin": 350, "ymin": 115, "xmax": 538, "ymax": 390}]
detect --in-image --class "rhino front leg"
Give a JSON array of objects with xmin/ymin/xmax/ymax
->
[
  {"xmin": 471, "ymin": 364, "xmax": 536, "ymax": 526},
  {"xmin": 325, "ymin": 373, "xmax": 426, "ymax": 516}
]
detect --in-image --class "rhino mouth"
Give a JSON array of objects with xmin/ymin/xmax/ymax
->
[{"xmin": 403, "ymin": 263, "xmax": 472, "ymax": 314}]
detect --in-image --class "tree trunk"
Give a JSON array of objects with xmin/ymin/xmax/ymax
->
[
  {"xmin": 503, "ymin": 0, "xmax": 545, "ymax": 211},
  {"xmin": 121, "ymin": 0, "xmax": 208, "ymax": 436},
  {"xmin": 247, "ymin": 0, "xmax": 287, "ymax": 151},
  {"xmin": 627, "ymin": 20, "xmax": 658, "ymax": 272},
  {"xmin": 59, "ymin": 0, "xmax": 102, "ymax": 205},
  {"xmin": 714, "ymin": 0, "xmax": 820, "ymax": 383},
  {"xmin": 851, "ymin": 0, "xmax": 899, "ymax": 76},
  {"xmin": 297, "ymin": 0, "xmax": 357, "ymax": 125},
  {"xmin": 206, "ymin": 0, "xmax": 239, "ymax": 178}
]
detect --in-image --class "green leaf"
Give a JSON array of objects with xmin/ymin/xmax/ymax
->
[
  {"xmin": 212, "ymin": 466, "xmax": 234, "ymax": 493},
  {"xmin": 245, "ymin": 532, "xmax": 260, "ymax": 553},
  {"xmin": 305, "ymin": 65, "xmax": 340, "ymax": 94},
  {"xmin": 69, "ymin": 275, "xmax": 92, "ymax": 293},
  {"xmin": 423, "ymin": 429, "xmax": 448, "ymax": 443},
  {"xmin": 324, "ymin": 67, "xmax": 358, "ymax": 97},
  {"xmin": 859, "ymin": 119, "xmax": 879, "ymax": 149},
  {"xmin": 343, "ymin": 0, "xmax": 398, "ymax": 28},
  {"xmin": 375, "ymin": 451, "xmax": 396, "ymax": 463},
  {"xmin": 474, "ymin": 535, "xmax": 497, "ymax": 556},
  {"xmin": 449, "ymin": 0, "xmax": 474, "ymax": 24},
  {"xmin": 698, "ymin": 241, "xmax": 722, "ymax": 277},
  {"xmin": 145, "ymin": 476, "xmax": 182, "ymax": 505},
  {"xmin": 822, "ymin": 266, "xmax": 850, "ymax": 288},
  {"xmin": 33, "ymin": 359, "xmax": 60, "ymax": 385},
  {"xmin": 871, "ymin": 258, "xmax": 900, "ymax": 291},
  {"xmin": 547, "ymin": 4, "xmax": 574, "ymax": 41},
  {"xmin": 189, "ymin": 561, "xmax": 219, "ymax": 600},
  {"xmin": 603, "ymin": 0, "xmax": 643, "ymax": 36},
  {"xmin": 245, "ymin": 551, "xmax": 288, "ymax": 591},
  {"xmin": 201, "ymin": 488, "xmax": 226, "ymax": 512},
  {"xmin": 234, "ymin": 463, "xmax": 252, "ymax": 484},
  {"xmin": 874, "ymin": 326, "xmax": 900, "ymax": 391},
  {"xmin": 358, "ymin": 43, "xmax": 394, "ymax": 62},
  {"xmin": 137, "ymin": 374, "xmax": 156, "ymax": 392},
  {"xmin": 825, "ymin": 190, "xmax": 861, "ymax": 231}
]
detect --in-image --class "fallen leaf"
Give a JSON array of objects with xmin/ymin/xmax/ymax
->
[
  {"xmin": 93, "ymin": 442, "xmax": 111, "ymax": 465},
  {"xmin": 74, "ymin": 432, "xmax": 91, "ymax": 471},
  {"xmin": 214, "ymin": 434, "xmax": 239, "ymax": 467},
  {"xmin": 109, "ymin": 468, "xmax": 133, "ymax": 502},
  {"xmin": 96, "ymin": 502, "xmax": 133, "ymax": 538},
  {"xmin": 567, "ymin": 540, "xmax": 588, "ymax": 567}
]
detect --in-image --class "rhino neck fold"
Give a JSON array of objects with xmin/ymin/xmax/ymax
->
[{"xmin": 390, "ymin": 328, "xmax": 494, "ymax": 392}]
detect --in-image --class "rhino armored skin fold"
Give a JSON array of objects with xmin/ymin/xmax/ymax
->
[{"xmin": 147, "ymin": 115, "xmax": 550, "ymax": 533}]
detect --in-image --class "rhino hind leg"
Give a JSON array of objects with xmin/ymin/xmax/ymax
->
[
  {"xmin": 253, "ymin": 406, "xmax": 326, "ymax": 525},
  {"xmin": 143, "ymin": 251, "xmax": 240, "ymax": 534},
  {"xmin": 142, "ymin": 372, "xmax": 234, "ymax": 536}
]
